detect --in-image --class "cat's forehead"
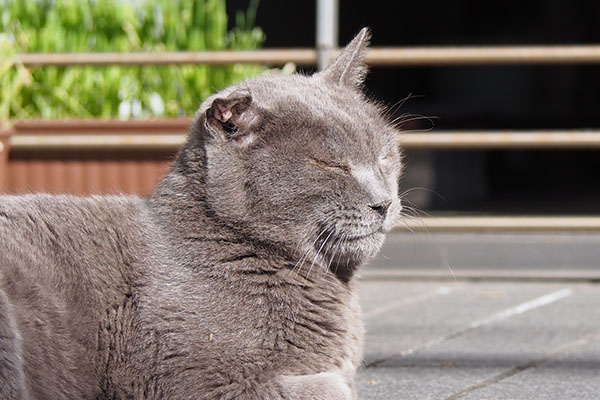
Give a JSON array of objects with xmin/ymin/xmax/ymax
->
[
  {"xmin": 199, "ymin": 73, "xmax": 397, "ymax": 158},
  {"xmin": 247, "ymin": 74, "xmax": 367, "ymax": 115},
  {"xmin": 247, "ymin": 74, "xmax": 395, "ymax": 149}
]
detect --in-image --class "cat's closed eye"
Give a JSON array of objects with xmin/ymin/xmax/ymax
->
[
  {"xmin": 379, "ymin": 153, "xmax": 397, "ymax": 173},
  {"xmin": 309, "ymin": 158, "xmax": 352, "ymax": 175}
]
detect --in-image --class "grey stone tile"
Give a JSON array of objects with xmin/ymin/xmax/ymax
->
[{"xmin": 357, "ymin": 281, "xmax": 600, "ymax": 399}]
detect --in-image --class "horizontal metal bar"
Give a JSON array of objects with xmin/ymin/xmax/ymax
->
[
  {"xmin": 16, "ymin": 45, "xmax": 600, "ymax": 67},
  {"xmin": 5, "ymin": 118, "xmax": 192, "ymax": 133},
  {"xmin": 395, "ymin": 216, "xmax": 600, "ymax": 232},
  {"xmin": 10, "ymin": 134, "xmax": 186, "ymax": 151},
  {"xmin": 17, "ymin": 50, "xmax": 317, "ymax": 67},
  {"xmin": 9, "ymin": 130, "xmax": 600, "ymax": 151},
  {"xmin": 365, "ymin": 45, "xmax": 600, "ymax": 66},
  {"xmin": 399, "ymin": 130, "xmax": 600, "ymax": 148}
]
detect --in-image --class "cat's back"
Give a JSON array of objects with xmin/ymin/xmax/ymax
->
[
  {"xmin": 0, "ymin": 193, "xmax": 153, "ymax": 399},
  {"xmin": 0, "ymin": 193, "xmax": 157, "ymax": 306},
  {"xmin": 0, "ymin": 193, "xmax": 149, "ymax": 288}
]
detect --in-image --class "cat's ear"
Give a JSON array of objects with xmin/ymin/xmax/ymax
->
[
  {"xmin": 205, "ymin": 90, "xmax": 261, "ymax": 146},
  {"xmin": 320, "ymin": 27, "xmax": 371, "ymax": 88}
]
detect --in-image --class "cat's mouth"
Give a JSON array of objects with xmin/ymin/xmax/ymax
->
[
  {"xmin": 314, "ymin": 222, "xmax": 385, "ymax": 247},
  {"xmin": 318, "ymin": 225, "xmax": 387, "ymax": 278},
  {"xmin": 311, "ymin": 221, "xmax": 386, "ymax": 270},
  {"xmin": 345, "ymin": 227, "xmax": 384, "ymax": 242}
]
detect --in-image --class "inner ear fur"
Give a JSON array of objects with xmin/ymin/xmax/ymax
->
[
  {"xmin": 320, "ymin": 27, "xmax": 371, "ymax": 88},
  {"xmin": 205, "ymin": 91, "xmax": 261, "ymax": 141}
]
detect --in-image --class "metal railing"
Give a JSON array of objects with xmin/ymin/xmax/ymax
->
[
  {"xmin": 16, "ymin": 45, "xmax": 600, "ymax": 67},
  {"xmin": 5, "ymin": 41, "xmax": 600, "ymax": 231},
  {"xmin": 9, "ymin": 129, "xmax": 600, "ymax": 151},
  {"xmin": 398, "ymin": 130, "xmax": 600, "ymax": 149}
]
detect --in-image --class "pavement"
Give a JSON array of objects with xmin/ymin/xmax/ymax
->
[{"xmin": 355, "ymin": 233, "xmax": 600, "ymax": 399}]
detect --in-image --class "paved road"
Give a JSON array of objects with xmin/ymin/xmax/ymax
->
[{"xmin": 356, "ymin": 280, "xmax": 600, "ymax": 399}]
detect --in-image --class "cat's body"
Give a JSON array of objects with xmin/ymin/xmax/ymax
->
[{"xmin": 0, "ymin": 29, "xmax": 403, "ymax": 399}]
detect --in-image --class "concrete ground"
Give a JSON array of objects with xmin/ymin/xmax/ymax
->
[{"xmin": 356, "ymin": 233, "xmax": 600, "ymax": 399}]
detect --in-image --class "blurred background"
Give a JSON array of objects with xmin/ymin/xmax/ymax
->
[{"xmin": 1, "ymin": 0, "xmax": 599, "ymax": 275}]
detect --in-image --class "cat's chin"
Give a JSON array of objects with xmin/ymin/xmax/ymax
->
[
  {"xmin": 325, "ymin": 231, "xmax": 386, "ymax": 276},
  {"xmin": 353, "ymin": 230, "xmax": 386, "ymax": 259}
]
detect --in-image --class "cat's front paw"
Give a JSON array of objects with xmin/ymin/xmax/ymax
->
[
  {"xmin": 317, "ymin": 371, "xmax": 355, "ymax": 400},
  {"xmin": 277, "ymin": 368, "xmax": 356, "ymax": 400}
]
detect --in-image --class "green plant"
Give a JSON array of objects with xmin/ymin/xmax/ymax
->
[
  {"xmin": 0, "ymin": 0, "xmax": 265, "ymax": 120},
  {"xmin": 0, "ymin": 34, "xmax": 32, "ymax": 127}
]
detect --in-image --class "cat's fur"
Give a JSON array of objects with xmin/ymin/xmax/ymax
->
[{"xmin": 0, "ymin": 28, "xmax": 403, "ymax": 399}]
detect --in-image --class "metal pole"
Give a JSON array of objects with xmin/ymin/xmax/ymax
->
[{"xmin": 316, "ymin": 0, "xmax": 339, "ymax": 70}]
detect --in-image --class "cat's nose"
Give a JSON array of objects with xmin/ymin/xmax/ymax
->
[{"xmin": 370, "ymin": 200, "xmax": 392, "ymax": 218}]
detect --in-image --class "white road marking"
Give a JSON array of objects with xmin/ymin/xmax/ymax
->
[
  {"xmin": 399, "ymin": 288, "xmax": 574, "ymax": 356},
  {"xmin": 467, "ymin": 288, "xmax": 573, "ymax": 330},
  {"xmin": 364, "ymin": 286, "xmax": 452, "ymax": 321}
]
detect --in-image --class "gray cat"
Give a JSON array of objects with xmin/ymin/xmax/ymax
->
[{"xmin": 0, "ymin": 28, "xmax": 403, "ymax": 399}]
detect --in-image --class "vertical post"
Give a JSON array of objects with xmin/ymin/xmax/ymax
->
[
  {"xmin": 0, "ymin": 131, "xmax": 11, "ymax": 192},
  {"xmin": 316, "ymin": 0, "xmax": 339, "ymax": 70}
]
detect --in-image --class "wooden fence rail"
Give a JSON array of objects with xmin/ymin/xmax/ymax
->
[
  {"xmin": 7, "ymin": 127, "xmax": 600, "ymax": 151},
  {"xmin": 399, "ymin": 130, "xmax": 600, "ymax": 149},
  {"xmin": 16, "ymin": 45, "xmax": 600, "ymax": 67}
]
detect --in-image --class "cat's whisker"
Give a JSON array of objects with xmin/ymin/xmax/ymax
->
[
  {"xmin": 288, "ymin": 215, "xmax": 336, "ymax": 285},
  {"xmin": 391, "ymin": 112, "xmax": 437, "ymax": 124},
  {"xmin": 295, "ymin": 222, "xmax": 330, "ymax": 269},
  {"xmin": 391, "ymin": 114, "xmax": 437, "ymax": 130},
  {"xmin": 399, "ymin": 207, "xmax": 457, "ymax": 283},
  {"xmin": 397, "ymin": 216, "xmax": 428, "ymax": 268},
  {"xmin": 383, "ymin": 92, "xmax": 422, "ymax": 120},
  {"xmin": 326, "ymin": 229, "xmax": 346, "ymax": 275},
  {"xmin": 390, "ymin": 112, "xmax": 419, "ymax": 123},
  {"xmin": 401, "ymin": 205, "xmax": 433, "ymax": 220},
  {"xmin": 397, "ymin": 215, "xmax": 417, "ymax": 235},
  {"xmin": 332, "ymin": 232, "xmax": 348, "ymax": 276},
  {"xmin": 383, "ymin": 96, "xmax": 410, "ymax": 118},
  {"xmin": 398, "ymin": 126, "xmax": 435, "ymax": 134},
  {"xmin": 306, "ymin": 229, "xmax": 335, "ymax": 282},
  {"xmin": 399, "ymin": 187, "xmax": 447, "ymax": 203}
]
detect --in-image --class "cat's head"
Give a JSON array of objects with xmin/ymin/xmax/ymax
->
[{"xmin": 186, "ymin": 28, "xmax": 402, "ymax": 278}]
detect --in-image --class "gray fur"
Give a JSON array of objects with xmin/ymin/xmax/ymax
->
[{"xmin": 0, "ymin": 28, "xmax": 403, "ymax": 399}]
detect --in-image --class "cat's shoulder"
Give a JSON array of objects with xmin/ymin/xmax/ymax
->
[
  {"xmin": 1, "ymin": 193, "xmax": 145, "ymax": 220},
  {"xmin": 0, "ymin": 193, "xmax": 151, "ymax": 247}
]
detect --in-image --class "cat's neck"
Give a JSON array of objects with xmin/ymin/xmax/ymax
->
[
  {"xmin": 150, "ymin": 176, "xmax": 342, "ymax": 284},
  {"xmin": 149, "ymin": 162, "xmax": 293, "ymax": 269},
  {"xmin": 148, "ymin": 135, "xmax": 354, "ymax": 283}
]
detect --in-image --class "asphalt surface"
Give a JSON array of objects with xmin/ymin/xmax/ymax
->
[{"xmin": 356, "ymin": 279, "xmax": 600, "ymax": 399}]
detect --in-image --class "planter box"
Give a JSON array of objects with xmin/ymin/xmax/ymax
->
[{"xmin": 4, "ymin": 118, "xmax": 192, "ymax": 196}]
